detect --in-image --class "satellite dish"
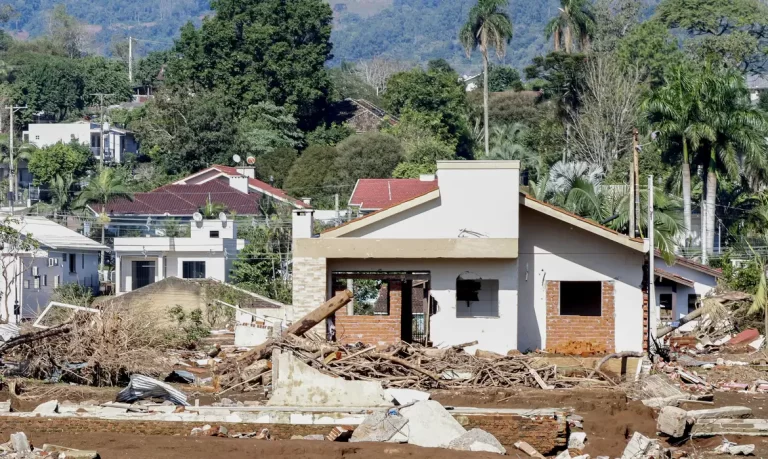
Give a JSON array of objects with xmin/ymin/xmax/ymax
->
[
  {"xmin": 218, "ymin": 212, "xmax": 228, "ymax": 223},
  {"xmin": 246, "ymin": 156, "xmax": 256, "ymax": 165},
  {"xmin": 232, "ymin": 154, "xmax": 242, "ymax": 164},
  {"xmin": 192, "ymin": 212, "xmax": 204, "ymax": 222}
]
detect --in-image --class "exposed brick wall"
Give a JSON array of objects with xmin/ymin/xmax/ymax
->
[
  {"xmin": 545, "ymin": 281, "xmax": 616, "ymax": 353},
  {"xmin": 291, "ymin": 257, "xmax": 327, "ymax": 321},
  {"xmin": 454, "ymin": 412, "xmax": 567, "ymax": 455},
  {"xmin": 642, "ymin": 289, "xmax": 649, "ymax": 352},
  {"xmin": 335, "ymin": 280, "xmax": 403, "ymax": 346}
]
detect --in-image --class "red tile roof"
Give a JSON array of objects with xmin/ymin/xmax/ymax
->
[
  {"xmin": 654, "ymin": 249, "xmax": 722, "ymax": 278},
  {"xmin": 208, "ymin": 165, "xmax": 309, "ymax": 208},
  {"xmin": 349, "ymin": 178, "xmax": 439, "ymax": 210},
  {"xmin": 105, "ymin": 180, "xmax": 260, "ymax": 216}
]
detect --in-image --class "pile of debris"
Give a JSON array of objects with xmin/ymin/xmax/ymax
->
[{"xmin": 0, "ymin": 432, "xmax": 98, "ymax": 458}]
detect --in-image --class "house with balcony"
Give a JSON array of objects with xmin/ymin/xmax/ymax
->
[
  {"xmin": 292, "ymin": 161, "xmax": 720, "ymax": 355},
  {"xmin": 112, "ymin": 219, "xmax": 244, "ymax": 295},
  {"xmin": 0, "ymin": 216, "xmax": 108, "ymax": 322},
  {"xmin": 23, "ymin": 121, "xmax": 139, "ymax": 164}
]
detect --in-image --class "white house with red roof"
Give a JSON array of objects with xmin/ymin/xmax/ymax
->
[{"xmin": 292, "ymin": 161, "xmax": 720, "ymax": 355}]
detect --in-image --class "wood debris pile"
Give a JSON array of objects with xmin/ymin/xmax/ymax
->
[{"xmin": 220, "ymin": 334, "xmax": 614, "ymax": 391}]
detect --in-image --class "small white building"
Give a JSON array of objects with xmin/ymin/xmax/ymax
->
[
  {"xmin": 0, "ymin": 216, "xmax": 107, "ymax": 322},
  {"xmin": 292, "ymin": 161, "xmax": 722, "ymax": 354},
  {"xmin": 113, "ymin": 219, "xmax": 244, "ymax": 295},
  {"xmin": 23, "ymin": 121, "xmax": 139, "ymax": 164},
  {"xmin": 653, "ymin": 253, "xmax": 720, "ymax": 324}
]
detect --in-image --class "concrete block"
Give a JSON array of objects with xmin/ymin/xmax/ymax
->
[
  {"xmin": 658, "ymin": 406, "xmax": 689, "ymax": 438},
  {"xmin": 568, "ymin": 432, "xmax": 587, "ymax": 449},
  {"xmin": 555, "ymin": 450, "xmax": 572, "ymax": 459},
  {"xmin": 750, "ymin": 336, "xmax": 765, "ymax": 350},
  {"xmin": 350, "ymin": 412, "xmax": 409, "ymax": 443},
  {"xmin": 33, "ymin": 400, "xmax": 59, "ymax": 414},
  {"xmin": 687, "ymin": 406, "xmax": 752, "ymax": 421},
  {"xmin": 10, "ymin": 432, "xmax": 30, "ymax": 453},
  {"xmin": 268, "ymin": 352, "xmax": 391, "ymax": 408},
  {"xmin": 385, "ymin": 389, "xmax": 429, "ymax": 406},
  {"xmin": 448, "ymin": 428, "xmax": 506, "ymax": 454},
  {"xmin": 691, "ymin": 419, "xmax": 768, "ymax": 437},
  {"xmin": 622, "ymin": 432, "xmax": 660, "ymax": 459},
  {"xmin": 715, "ymin": 442, "xmax": 755, "ymax": 455},
  {"xmin": 234, "ymin": 325, "xmax": 271, "ymax": 347},
  {"xmin": 42, "ymin": 444, "xmax": 99, "ymax": 458},
  {"xmin": 400, "ymin": 401, "xmax": 466, "ymax": 448},
  {"xmin": 0, "ymin": 401, "xmax": 10, "ymax": 413},
  {"xmin": 514, "ymin": 441, "xmax": 546, "ymax": 459}
]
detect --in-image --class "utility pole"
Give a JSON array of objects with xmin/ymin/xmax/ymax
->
[
  {"xmin": 91, "ymin": 93, "xmax": 114, "ymax": 168},
  {"xmin": 648, "ymin": 175, "xmax": 656, "ymax": 344},
  {"xmin": 701, "ymin": 197, "xmax": 708, "ymax": 264},
  {"xmin": 128, "ymin": 36, "xmax": 133, "ymax": 84},
  {"xmin": 334, "ymin": 193, "xmax": 340, "ymax": 225},
  {"xmin": 4, "ymin": 103, "xmax": 27, "ymax": 214},
  {"xmin": 629, "ymin": 162, "xmax": 635, "ymax": 239},
  {"xmin": 632, "ymin": 128, "xmax": 640, "ymax": 238}
]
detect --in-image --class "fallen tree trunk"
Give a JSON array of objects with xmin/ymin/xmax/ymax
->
[
  {"xmin": 656, "ymin": 308, "xmax": 704, "ymax": 339},
  {"xmin": 221, "ymin": 290, "xmax": 354, "ymax": 377},
  {"xmin": 369, "ymin": 352, "xmax": 441, "ymax": 381},
  {"xmin": 588, "ymin": 351, "xmax": 644, "ymax": 379},
  {"xmin": 0, "ymin": 323, "xmax": 71, "ymax": 357}
]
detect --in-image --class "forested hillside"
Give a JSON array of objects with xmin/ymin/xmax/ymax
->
[{"xmin": 0, "ymin": 0, "xmax": 657, "ymax": 71}]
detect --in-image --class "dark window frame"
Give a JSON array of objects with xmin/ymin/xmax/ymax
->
[
  {"xmin": 456, "ymin": 278, "xmax": 500, "ymax": 318},
  {"xmin": 69, "ymin": 253, "xmax": 77, "ymax": 274},
  {"xmin": 182, "ymin": 261, "xmax": 206, "ymax": 279},
  {"xmin": 209, "ymin": 231, "xmax": 220, "ymax": 238},
  {"xmin": 559, "ymin": 281, "xmax": 602, "ymax": 317}
]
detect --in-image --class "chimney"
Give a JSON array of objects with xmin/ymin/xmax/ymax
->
[
  {"xmin": 302, "ymin": 197, "xmax": 312, "ymax": 206},
  {"xmin": 292, "ymin": 209, "xmax": 315, "ymax": 239},
  {"xmin": 236, "ymin": 167, "xmax": 256, "ymax": 179},
  {"xmin": 419, "ymin": 174, "xmax": 436, "ymax": 181},
  {"xmin": 228, "ymin": 176, "xmax": 249, "ymax": 194}
]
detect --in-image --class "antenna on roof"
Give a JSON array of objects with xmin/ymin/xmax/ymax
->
[
  {"xmin": 192, "ymin": 212, "xmax": 203, "ymax": 222},
  {"xmin": 232, "ymin": 154, "xmax": 242, "ymax": 164}
]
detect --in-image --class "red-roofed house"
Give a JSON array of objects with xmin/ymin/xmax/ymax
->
[
  {"xmin": 349, "ymin": 176, "xmax": 438, "ymax": 214},
  {"xmin": 291, "ymin": 161, "xmax": 720, "ymax": 355},
  {"xmin": 175, "ymin": 165, "xmax": 309, "ymax": 209}
]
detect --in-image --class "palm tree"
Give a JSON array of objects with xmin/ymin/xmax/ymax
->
[
  {"xmin": 643, "ymin": 64, "xmax": 712, "ymax": 246},
  {"xmin": 0, "ymin": 137, "xmax": 36, "ymax": 202},
  {"xmin": 200, "ymin": 198, "xmax": 228, "ymax": 218},
  {"xmin": 487, "ymin": 123, "xmax": 533, "ymax": 160},
  {"xmin": 50, "ymin": 174, "xmax": 75, "ymax": 219},
  {"xmin": 460, "ymin": 0, "xmax": 513, "ymax": 157},
  {"xmin": 545, "ymin": 0, "xmax": 596, "ymax": 53},
  {"xmin": 696, "ymin": 66, "xmax": 768, "ymax": 257},
  {"xmin": 74, "ymin": 167, "xmax": 133, "ymax": 266}
]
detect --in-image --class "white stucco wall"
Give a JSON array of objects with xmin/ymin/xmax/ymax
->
[
  {"xmin": 654, "ymin": 257, "xmax": 718, "ymax": 320},
  {"xmin": 328, "ymin": 259, "xmax": 518, "ymax": 354},
  {"xmin": 26, "ymin": 123, "xmax": 92, "ymax": 149},
  {"xmin": 517, "ymin": 207, "xmax": 646, "ymax": 353},
  {"xmin": 117, "ymin": 252, "xmax": 231, "ymax": 294},
  {"xmin": 345, "ymin": 165, "xmax": 519, "ymax": 240}
]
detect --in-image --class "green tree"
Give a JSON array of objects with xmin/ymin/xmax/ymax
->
[
  {"xmin": 46, "ymin": 4, "xmax": 88, "ymax": 58},
  {"xmin": 253, "ymin": 147, "xmax": 298, "ymax": 189},
  {"xmin": 460, "ymin": 0, "xmax": 513, "ymax": 158},
  {"xmin": 79, "ymin": 56, "xmax": 133, "ymax": 106},
  {"xmin": 656, "ymin": 0, "xmax": 768, "ymax": 71},
  {"xmin": 236, "ymin": 102, "xmax": 304, "ymax": 158},
  {"xmin": 48, "ymin": 174, "xmax": 75, "ymax": 219},
  {"xmin": 74, "ymin": 167, "xmax": 133, "ymax": 265},
  {"xmin": 28, "ymin": 141, "xmax": 93, "ymax": 186},
  {"xmin": 333, "ymin": 132, "xmax": 404, "ymax": 187},
  {"xmin": 170, "ymin": 0, "xmax": 334, "ymax": 129},
  {"xmin": 392, "ymin": 138, "xmax": 456, "ymax": 178},
  {"xmin": 135, "ymin": 50, "xmax": 172, "ymax": 90},
  {"xmin": 284, "ymin": 145, "xmax": 338, "ymax": 208},
  {"xmin": 487, "ymin": 123, "xmax": 534, "ymax": 163},
  {"xmin": 545, "ymin": 0, "xmax": 597, "ymax": 53},
  {"xmin": 230, "ymin": 224, "xmax": 291, "ymax": 304},
  {"xmin": 616, "ymin": 21, "xmax": 681, "ymax": 86},
  {"xmin": 427, "ymin": 59, "xmax": 455, "ymax": 74},
  {"xmin": 486, "ymin": 65, "xmax": 523, "ymax": 92},
  {"xmin": 12, "ymin": 55, "xmax": 84, "ymax": 122},
  {"xmin": 384, "ymin": 68, "xmax": 471, "ymax": 156},
  {"xmin": 305, "ymin": 123, "xmax": 354, "ymax": 147}
]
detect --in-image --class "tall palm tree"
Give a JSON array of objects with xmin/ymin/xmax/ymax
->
[
  {"xmin": 74, "ymin": 167, "xmax": 133, "ymax": 266},
  {"xmin": 0, "ymin": 137, "xmax": 36, "ymax": 202},
  {"xmin": 460, "ymin": 0, "xmax": 513, "ymax": 158},
  {"xmin": 545, "ymin": 0, "xmax": 596, "ymax": 53},
  {"xmin": 643, "ymin": 64, "xmax": 713, "ymax": 246},
  {"xmin": 696, "ymin": 66, "xmax": 768, "ymax": 256},
  {"xmin": 50, "ymin": 173, "xmax": 75, "ymax": 219},
  {"xmin": 487, "ymin": 122, "xmax": 534, "ymax": 160}
]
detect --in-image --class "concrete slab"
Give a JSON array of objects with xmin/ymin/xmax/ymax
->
[
  {"xmin": 33, "ymin": 400, "xmax": 59, "ymax": 414},
  {"xmin": 691, "ymin": 419, "xmax": 768, "ymax": 437},
  {"xmin": 622, "ymin": 432, "xmax": 658, "ymax": 459},
  {"xmin": 448, "ymin": 428, "xmax": 506, "ymax": 454},
  {"xmin": 568, "ymin": 431, "xmax": 587, "ymax": 449},
  {"xmin": 0, "ymin": 401, "xmax": 10, "ymax": 413},
  {"xmin": 268, "ymin": 351, "xmax": 392, "ymax": 408},
  {"xmin": 400, "ymin": 401, "xmax": 466, "ymax": 448},
  {"xmin": 658, "ymin": 406, "xmax": 688, "ymax": 438},
  {"xmin": 350, "ymin": 412, "xmax": 409, "ymax": 443},
  {"xmin": 687, "ymin": 406, "xmax": 752, "ymax": 420}
]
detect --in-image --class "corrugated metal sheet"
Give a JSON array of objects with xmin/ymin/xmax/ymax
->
[{"xmin": 116, "ymin": 374, "xmax": 189, "ymax": 406}]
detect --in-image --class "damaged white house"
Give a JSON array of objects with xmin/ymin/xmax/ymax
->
[{"xmin": 291, "ymin": 161, "xmax": 720, "ymax": 354}]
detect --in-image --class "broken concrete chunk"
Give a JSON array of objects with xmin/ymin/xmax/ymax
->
[
  {"xmin": 715, "ymin": 441, "xmax": 756, "ymax": 455},
  {"xmin": 448, "ymin": 428, "xmax": 506, "ymax": 455},
  {"xmin": 350, "ymin": 412, "xmax": 409, "ymax": 443},
  {"xmin": 514, "ymin": 440, "xmax": 546, "ymax": 459},
  {"xmin": 0, "ymin": 401, "xmax": 10, "ymax": 413},
  {"xmin": 691, "ymin": 419, "xmax": 768, "ymax": 437},
  {"xmin": 385, "ymin": 388, "xmax": 430, "ymax": 406},
  {"xmin": 400, "ymin": 401, "xmax": 466, "ymax": 448},
  {"xmin": 42, "ymin": 444, "xmax": 99, "ymax": 459},
  {"xmin": 622, "ymin": 432, "xmax": 661, "ymax": 459},
  {"xmin": 327, "ymin": 425, "xmax": 354, "ymax": 442},
  {"xmin": 33, "ymin": 399, "xmax": 59, "ymax": 414},
  {"xmin": 268, "ymin": 352, "xmax": 391, "ymax": 407},
  {"xmin": 10, "ymin": 432, "xmax": 30, "ymax": 453},
  {"xmin": 568, "ymin": 432, "xmax": 587, "ymax": 449},
  {"xmin": 555, "ymin": 450, "xmax": 572, "ymax": 459},
  {"xmin": 687, "ymin": 406, "xmax": 752, "ymax": 420},
  {"xmin": 658, "ymin": 406, "xmax": 689, "ymax": 438},
  {"xmin": 749, "ymin": 336, "xmax": 765, "ymax": 350}
]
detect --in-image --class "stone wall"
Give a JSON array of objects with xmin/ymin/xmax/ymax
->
[
  {"xmin": 545, "ymin": 281, "xmax": 616, "ymax": 353},
  {"xmin": 291, "ymin": 257, "xmax": 327, "ymax": 320}
]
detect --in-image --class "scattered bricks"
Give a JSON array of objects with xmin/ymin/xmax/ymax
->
[
  {"xmin": 658, "ymin": 407, "xmax": 689, "ymax": 438},
  {"xmin": 691, "ymin": 419, "xmax": 768, "ymax": 437},
  {"xmin": 456, "ymin": 411, "xmax": 567, "ymax": 455},
  {"xmin": 326, "ymin": 425, "xmax": 354, "ymax": 442},
  {"xmin": 211, "ymin": 426, "xmax": 229, "ymax": 437}
]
